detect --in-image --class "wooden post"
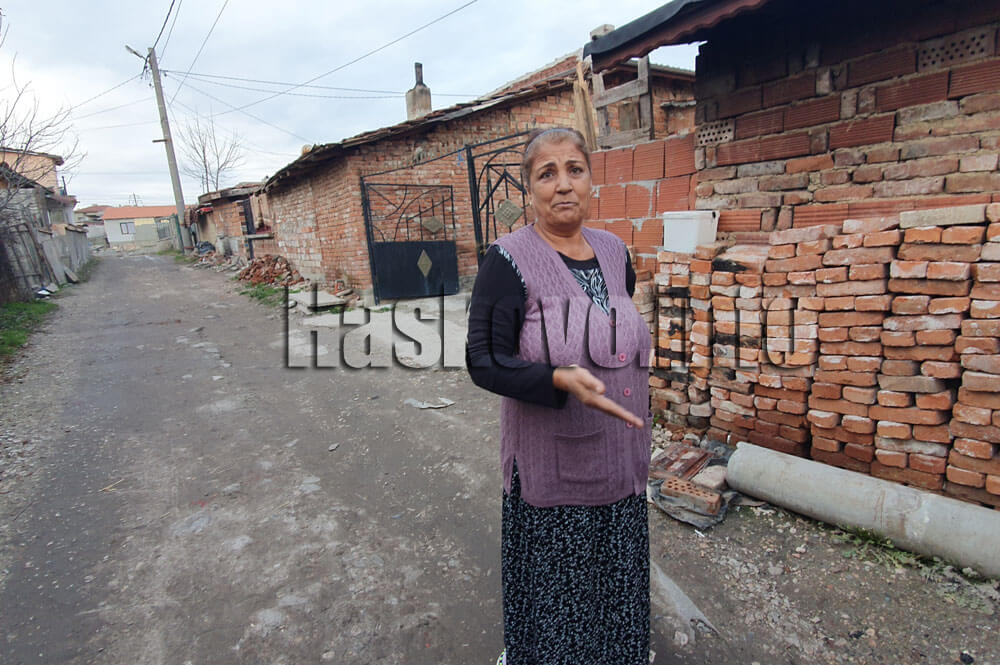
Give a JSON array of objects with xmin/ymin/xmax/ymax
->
[
  {"xmin": 637, "ymin": 56, "xmax": 655, "ymax": 142},
  {"xmin": 573, "ymin": 60, "xmax": 599, "ymax": 152}
]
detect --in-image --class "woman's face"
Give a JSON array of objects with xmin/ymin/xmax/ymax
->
[{"xmin": 528, "ymin": 140, "xmax": 591, "ymax": 232}]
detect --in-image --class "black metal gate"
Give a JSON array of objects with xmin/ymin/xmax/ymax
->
[
  {"xmin": 465, "ymin": 133, "xmax": 530, "ymax": 264},
  {"xmin": 361, "ymin": 181, "xmax": 459, "ymax": 303},
  {"xmin": 239, "ymin": 199, "xmax": 255, "ymax": 259}
]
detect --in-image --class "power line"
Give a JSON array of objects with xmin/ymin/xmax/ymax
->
[
  {"xmin": 77, "ymin": 120, "xmax": 160, "ymax": 132},
  {"xmin": 162, "ymin": 69, "xmax": 477, "ymax": 97},
  {"xmin": 71, "ymin": 96, "xmax": 151, "ymax": 121},
  {"xmin": 173, "ymin": 79, "xmax": 311, "ymax": 143},
  {"xmin": 165, "ymin": 73, "xmax": 401, "ymax": 99},
  {"xmin": 169, "ymin": 0, "xmax": 229, "ymax": 105},
  {"xmin": 159, "ymin": 0, "xmax": 184, "ymax": 61},
  {"xmin": 170, "ymin": 96, "xmax": 301, "ymax": 158},
  {"xmin": 152, "ymin": 0, "xmax": 178, "ymax": 52},
  {"xmin": 63, "ymin": 75, "xmax": 142, "ymax": 116},
  {"xmin": 214, "ymin": 0, "xmax": 480, "ymax": 116}
]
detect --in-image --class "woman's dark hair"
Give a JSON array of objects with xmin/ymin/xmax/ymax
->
[{"xmin": 520, "ymin": 127, "xmax": 591, "ymax": 183}]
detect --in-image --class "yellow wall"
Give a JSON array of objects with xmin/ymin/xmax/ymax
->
[{"xmin": 0, "ymin": 151, "xmax": 60, "ymax": 190}]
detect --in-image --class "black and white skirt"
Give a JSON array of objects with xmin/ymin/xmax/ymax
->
[{"xmin": 501, "ymin": 460, "xmax": 650, "ymax": 664}]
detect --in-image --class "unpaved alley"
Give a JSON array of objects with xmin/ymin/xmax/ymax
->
[{"xmin": 1, "ymin": 255, "xmax": 997, "ymax": 665}]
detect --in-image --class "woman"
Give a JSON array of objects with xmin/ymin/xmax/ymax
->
[{"xmin": 466, "ymin": 127, "xmax": 652, "ymax": 665}]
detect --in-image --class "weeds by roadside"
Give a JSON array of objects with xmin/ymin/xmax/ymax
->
[
  {"xmin": 0, "ymin": 301, "xmax": 58, "ymax": 357},
  {"xmin": 158, "ymin": 248, "xmax": 196, "ymax": 264},
  {"xmin": 826, "ymin": 524, "xmax": 1000, "ymax": 614},
  {"xmin": 239, "ymin": 283, "xmax": 284, "ymax": 307},
  {"xmin": 75, "ymin": 257, "xmax": 100, "ymax": 282},
  {"xmin": 830, "ymin": 526, "xmax": 921, "ymax": 568}
]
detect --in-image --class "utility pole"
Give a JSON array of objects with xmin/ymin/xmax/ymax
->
[{"xmin": 133, "ymin": 45, "xmax": 191, "ymax": 252}]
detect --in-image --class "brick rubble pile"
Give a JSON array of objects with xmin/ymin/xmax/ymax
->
[{"xmin": 237, "ymin": 254, "xmax": 305, "ymax": 287}]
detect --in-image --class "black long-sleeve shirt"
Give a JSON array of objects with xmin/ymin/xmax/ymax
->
[{"xmin": 466, "ymin": 244, "xmax": 636, "ymax": 408}]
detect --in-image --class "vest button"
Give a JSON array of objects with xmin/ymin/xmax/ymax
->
[
  {"xmin": 626, "ymin": 422, "xmax": 634, "ymax": 428},
  {"xmin": 618, "ymin": 352, "xmax": 627, "ymax": 362},
  {"xmin": 623, "ymin": 388, "xmax": 631, "ymax": 396}
]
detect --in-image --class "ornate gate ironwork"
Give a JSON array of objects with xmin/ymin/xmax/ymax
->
[
  {"xmin": 465, "ymin": 132, "xmax": 531, "ymax": 264},
  {"xmin": 361, "ymin": 181, "xmax": 460, "ymax": 303}
]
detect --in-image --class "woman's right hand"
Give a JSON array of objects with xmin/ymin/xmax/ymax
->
[{"xmin": 552, "ymin": 366, "xmax": 644, "ymax": 428}]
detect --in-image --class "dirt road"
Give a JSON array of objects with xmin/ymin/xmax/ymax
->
[{"xmin": 1, "ymin": 254, "xmax": 996, "ymax": 665}]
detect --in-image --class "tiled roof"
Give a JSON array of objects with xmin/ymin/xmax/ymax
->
[
  {"xmin": 76, "ymin": 204, "xmax": 110, "ymax": 214},
  {"xmin": 264, "ymin": 76, "xmax": 574, "ymax": 190},
  {"xmin": 264, "ymin": 56, "xmax": 694, "ymax": 191}
]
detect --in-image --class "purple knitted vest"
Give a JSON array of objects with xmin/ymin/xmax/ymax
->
[{"xmin": 494, "ymin": 224, "xmax": 652, "ymax": 507}]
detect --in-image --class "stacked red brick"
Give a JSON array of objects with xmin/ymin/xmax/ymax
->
[
  {"xmin": 652, "ymin": 252, "xmax": 703, "ymax": 424},
  {"xmin": 706, "ymin": 245, "xmax": 768, "ymax": 445},
  {"xmin": 757, "ymin": 225, "xmax": 832, "ymax": 456},
  {"xmin": 948, "ymin": 204, "xmax": 1000, "ymax": 508},
  {"xmin": 867, "ymin": 205, "xmax": 983, "ymax": 490},
  {"xmin": 806, "ymin": 219, "xmax": 898, "ymax": 472},
  {"xmin": 686, "ymin": 247, "xmax": 716, "ymax": 430}
]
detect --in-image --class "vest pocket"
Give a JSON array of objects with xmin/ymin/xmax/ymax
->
[{"xmin": 553, "ymin": 429, "xmax": 615, "ymax": 485}]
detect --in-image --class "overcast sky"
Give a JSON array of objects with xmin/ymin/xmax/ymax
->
[{"xmin": 1, "ymin": 1, "xmax": 697, "ymax": 207}]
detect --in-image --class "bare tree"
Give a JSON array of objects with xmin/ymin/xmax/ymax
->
[
  {"xmin": 178, "ymin": 114, "xmax": 245, "ymax": 194},
  {"xmin": 0, "ymin": 10, "xmax": 81, "ymax": 224}
]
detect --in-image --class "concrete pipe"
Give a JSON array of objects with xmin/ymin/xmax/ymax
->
[{"xmin": 727, "ymin": 442, "xmax": 1000, "ymax": 579}]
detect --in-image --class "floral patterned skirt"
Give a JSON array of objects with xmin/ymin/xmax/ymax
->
[{"xmin": 501, "ymin": 460, "xmax": 650, "ymax": 665}]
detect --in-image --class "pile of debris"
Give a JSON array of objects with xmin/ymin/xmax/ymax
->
[
  {"xmin": 193, "ymin": 250, "xmax": 246, "ymax": 273},
  {"xmin": 237, "ymin": 254, "xmax": 304, "ymax": 287},
  {"xmin": 648, "ymin": 421, "xmax": 743, "ymax": 529}
]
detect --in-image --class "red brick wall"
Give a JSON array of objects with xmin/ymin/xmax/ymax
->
[
  {"xmin": 206, "ymin": 199, "xmax": 246, "ymax": 240},
  {"xmin": 265, "ymin": 87, "xmax": 581, "ymax": 290},
  {"xmin": 589, "ymin": 133, "xmax": 699, "ymax": 275},
  {"xmin": 692, "ymin": 0, "xmax": 1000, "ymax": 235},
  {"xmin": 267, "ymin": 177, "xmax": 325, "ymax": 281}
]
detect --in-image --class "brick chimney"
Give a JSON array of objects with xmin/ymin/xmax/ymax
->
[{"xmin": 406, "ymin": 62, "xmax": 432, "ymax": 121}]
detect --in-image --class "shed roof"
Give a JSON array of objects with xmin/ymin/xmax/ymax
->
[
  {"xmin": 584, "ymin": 0, "xmax": 772, "ymax": 72},
  {"xmin": 197, "ymin": 182, "xmax": 263, "ymax": 205}
]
